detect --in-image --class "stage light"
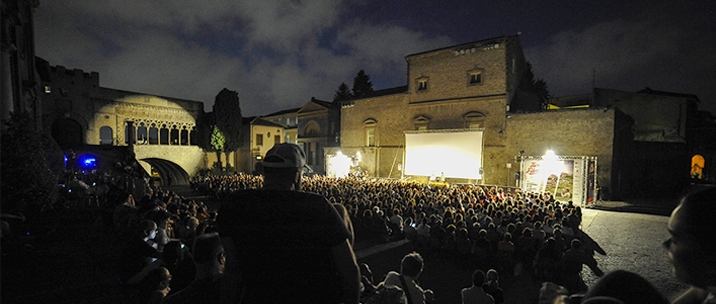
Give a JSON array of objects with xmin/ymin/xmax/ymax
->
[
  {"xmin": 78, "ymin": 155, "xmax": 97, "ymax": 169},
  {"xmin": 327, "ymin": 151, "xmax": 351, "ymax": 178}
]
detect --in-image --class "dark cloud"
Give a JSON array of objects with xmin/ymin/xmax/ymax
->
[
  {"xmin": 526, "ymin": 1, "xmax": 716, "ymax": 113},
  {"xmin": 34, "ymin": 1, "xmax": 716, "ymax": 116}
]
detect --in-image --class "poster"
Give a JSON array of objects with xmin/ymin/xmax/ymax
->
[
  {"xmin": 520, "ymin": 156, "xmax": 596, "ymax": 206},
  {"xmin": 522, "ymin": 159, "xmax": 575, "ymax": 202}
]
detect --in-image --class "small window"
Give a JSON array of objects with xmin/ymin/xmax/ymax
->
[
  {"xmin": 256, "ymin": 134, "xmax": 264, "ymax": 146},
  {"xmin": 366, "ymin": 128, "xmax": 375, "ymax": 147},
  {"xmin": 469, "ymin": 72, "xmax": 482, "ymax": 84},
  {"xmin": 418, "ymin": 79, "xmax": 428, "ymax": 91},
  {"xmin": 274, "ymin": 135, "xmax": 281, "ymax": 145},
  {"xmin": 44, "ymin": 86, "xmax": 51, "ymax": 94}
]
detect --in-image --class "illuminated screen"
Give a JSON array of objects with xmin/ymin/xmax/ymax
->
[{"xmin": 404, "ymin": 130, "xmax": 483, "ymax": 179}]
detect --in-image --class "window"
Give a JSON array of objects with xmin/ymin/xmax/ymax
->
[
  {"xmin": 99, "ymin": 126, "xmax": 113, "ymax": 145},
  {"xmin": 149, "ymin": 123, "xmax": 159, "ymax": 144},
  {"xmin": 170, "ymin": 126, "xmax": 179, "ymax": 145},
  {"xmin": 160, "ymin": 124, "xmax": 169, "ymax": 145},
  {"xmin": 469, "ymin": 71, "xmax": 482, "ymax": 84},
  {"xmin": 366, "ymin": 128, "xmax": 375, "ymax": 147},
  {"xmin": 417, "ymin": 79, "xmax": 428, "ymax": 91},
  {"xmin": 256, "ymin": 134, "xmax": 264, "ymax": 146},
  {"xmin": 124, "ymin": 124, "xmax": 135, "ymax": 144},
  {"xmin": 305, "ymin": 121, "xmax": 320, "ymax": 137},
  {"xmin": 274, "ymin": 135, "xmax": 281, "ymax": 145},
  {"xmin": 463, "ymin": 111, "xmax": 486, "ymax": 129},
  {"xmin": 413, "ymin": 115, "xmax": 431, "ymax": 130},
  {"xmin": 363, "ymin": 118, "xmax": 377, "ymax": 147},
  {"xmin": 137, "ymin": 122, "xmax": 147, "ymax": 144}
]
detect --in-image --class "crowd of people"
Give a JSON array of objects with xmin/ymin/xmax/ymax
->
[
  {"xmin": 193, "ymin": 172, "xmax": 603, "ymax": 290},
  {"xmin": 95, "ymin": 143, "xmax": 714, "ymax": 303}
]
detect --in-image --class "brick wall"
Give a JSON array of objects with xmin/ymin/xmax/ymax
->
[{"xmin": 506, "ymin": 108, "xmax": 617, "ymax": 192}]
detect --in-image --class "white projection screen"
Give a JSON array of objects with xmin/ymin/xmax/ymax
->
[{"xmin": 404, "ymin": 130, "xmax": 483, "ymax": 179}]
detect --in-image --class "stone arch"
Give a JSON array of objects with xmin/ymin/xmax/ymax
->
[
  {"xmin": 170, "ymin": 125, "xmax": 179, "ymax": 145},
  {"xmin": 160, "ymin": 124, "xmax": 169, "ymax": 145},
  {"xmin": 149, "ymin": 123, "xmax": 159, "ymax": 144},
  {"xmin": 304, "ymin": 120, "xmax": 321, "ymax": 136},
  {"xmin": 140, "ymin": 158, "xmax": 190, "ymax": 186},
  {"xmin": 52, "ymin": 118, "xmax": 84, "ymax": 147},
  {"xmin": 137, "ymin": 122, "xmax": 148, "ymax": 144}
]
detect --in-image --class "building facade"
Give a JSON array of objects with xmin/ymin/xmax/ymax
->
[
  {"xmin": 35, "ymin": 60, "xmax": 206, "ymax": 184},
  {"xmin": 334, "ymin": 35, "xmax": 539, "ymax": 181}
]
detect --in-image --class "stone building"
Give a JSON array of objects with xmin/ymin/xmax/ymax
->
[
  {"xmin": 231, "ymin": 116, "xmax": 286, "ymax": 174},
  {"xmin": 333, "ymin": 35, "xmax": 541, "ymax": 181},
  {"xmin": 549, "ymin": 87, "xmax": 706, "ymax": 197},
  {"xmin": 296, "ymin": 97, "xmax": 341, "ymax": 174},
  {"xmin": 35, "ymin": 59, "xmax": 206, "ymax": 185},
  {"xmin": 331, "ymin": 35, "xmax": 650, "ymax": 201},
  {"xmin": 261, "ymin": 107, "xmax": 300, "ymax": 144},
  {"xmin": 1, "ymin": 0, "xmax": 40, "ymax": 128}
]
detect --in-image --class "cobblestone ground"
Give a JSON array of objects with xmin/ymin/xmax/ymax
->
[{"xmin": 579, "ymin": 209, "xmax": 689, "ymax": 301}]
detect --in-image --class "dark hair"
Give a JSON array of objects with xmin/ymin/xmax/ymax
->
[
  {"xmin": 192, "ymin": 233, "xmax": 223, "ymax": 264},
  {"xmin": 678, "ymin": 186, "xmax": 716, "ymax": 253},
  {"xmin": 472, "ymin": 269, "xmax": 486, "ymax": 286},
  {"xmin": 401, "ymin": 252, "xmax": 424, "ymax": 278}
]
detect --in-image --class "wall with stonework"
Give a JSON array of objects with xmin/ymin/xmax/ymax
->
[
  {"xmin": 407, "ymin": 38, "xmax": 509, "ymax": 103},
  {"xmin": 134, "ymin": 145, "xmax": 207, "ymax": 177},
  {"xmin": 505, "ymin": 108, "xmax": 619, "ymax": 195}
]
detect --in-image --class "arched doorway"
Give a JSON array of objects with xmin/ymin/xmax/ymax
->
[
  {"xmin": 139, "ymin": 158, "xmax": 190, "ymax": 186},
  {"xmin": 691, "ymin": 154, "xmax": 705, "ymax": 179},
  {"xmin": 52, "ymin": 118, "xmax": 83, "ymax": 147}
]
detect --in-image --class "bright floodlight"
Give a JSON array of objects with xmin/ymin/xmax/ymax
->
[{"xmin": 327, "ymin": 151, "xmax": 351, "ymax": 178}]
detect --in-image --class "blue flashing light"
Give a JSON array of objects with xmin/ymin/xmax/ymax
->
[{"xmin": 78, "ymin": 155, "xmax": 97, "ymax": 169}]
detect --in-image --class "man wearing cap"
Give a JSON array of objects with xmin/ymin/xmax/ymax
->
[{"xmin": 217, "ymin": 143, "xmax": 360, "ymax": 304}]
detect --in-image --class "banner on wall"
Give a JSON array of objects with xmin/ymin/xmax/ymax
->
[
  {"xmin": 586, "ymin": 159, "xmax": 597, "ymax": 203},
  {"xmin": 520, "ymin": 156, "xmax": 596, "ymax": 206}
]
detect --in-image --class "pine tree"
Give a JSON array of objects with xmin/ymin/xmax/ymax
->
[
  {"xmin": 351, "ymin": 70, "xmax": 374, "ymax": 99},
  {"xmin": 333, "ymin": 82, "xmax": 352, "ymax": 102}
]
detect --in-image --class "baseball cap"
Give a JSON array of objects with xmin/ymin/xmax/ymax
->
[{"xmin": 262, "ymin": 143, "xmax": 307, "ymax": 168}]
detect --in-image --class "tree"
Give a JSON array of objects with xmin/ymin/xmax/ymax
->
[
  {"xmin": 210, "ymin": 125, "xmax": 225, "ymax": 170},
  {"xmin": 514, "ymin": 62, "xmax": 550, "ymax": 111},
  {"xmin": 333, "ymin": 82, "xmax": 352, "ymax": 102},
  {"xmin": 1, "ymin": 111, "xmax": 60, "ymax": 213},
  {"xmin": 213, "ymin": 88, "xmax": 242, "ymax": 170},
  {"xmin": 195, "ymin": 111, "xmax": 215, "ymax": 152},
  {"xmin": 351, "ymin": 70, "xmax": 374, "ymax": 99}
]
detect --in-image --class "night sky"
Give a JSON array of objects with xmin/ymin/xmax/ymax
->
[{"xmin": 34, "ymin": 1, "xmax": 716, "ymax": 116}]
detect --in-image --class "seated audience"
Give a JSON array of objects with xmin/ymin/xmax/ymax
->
[
  {"xmin": 382, "ymin": 252, "xmax": 429, "ymax": 304},
  {"xmin": 138, "ymin": 266, "xmax": 172, "ymax": 304},
  {"xmin": 161, "ymin": 233, "xmax": 225, "ymax": 303},
  {"xmin": 120, "ymin": 219, "xmax": 162, "ymax": 285},
  {"xmin": 461, "ymin": 269, "xmax": 494, "ymax": 304}
]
